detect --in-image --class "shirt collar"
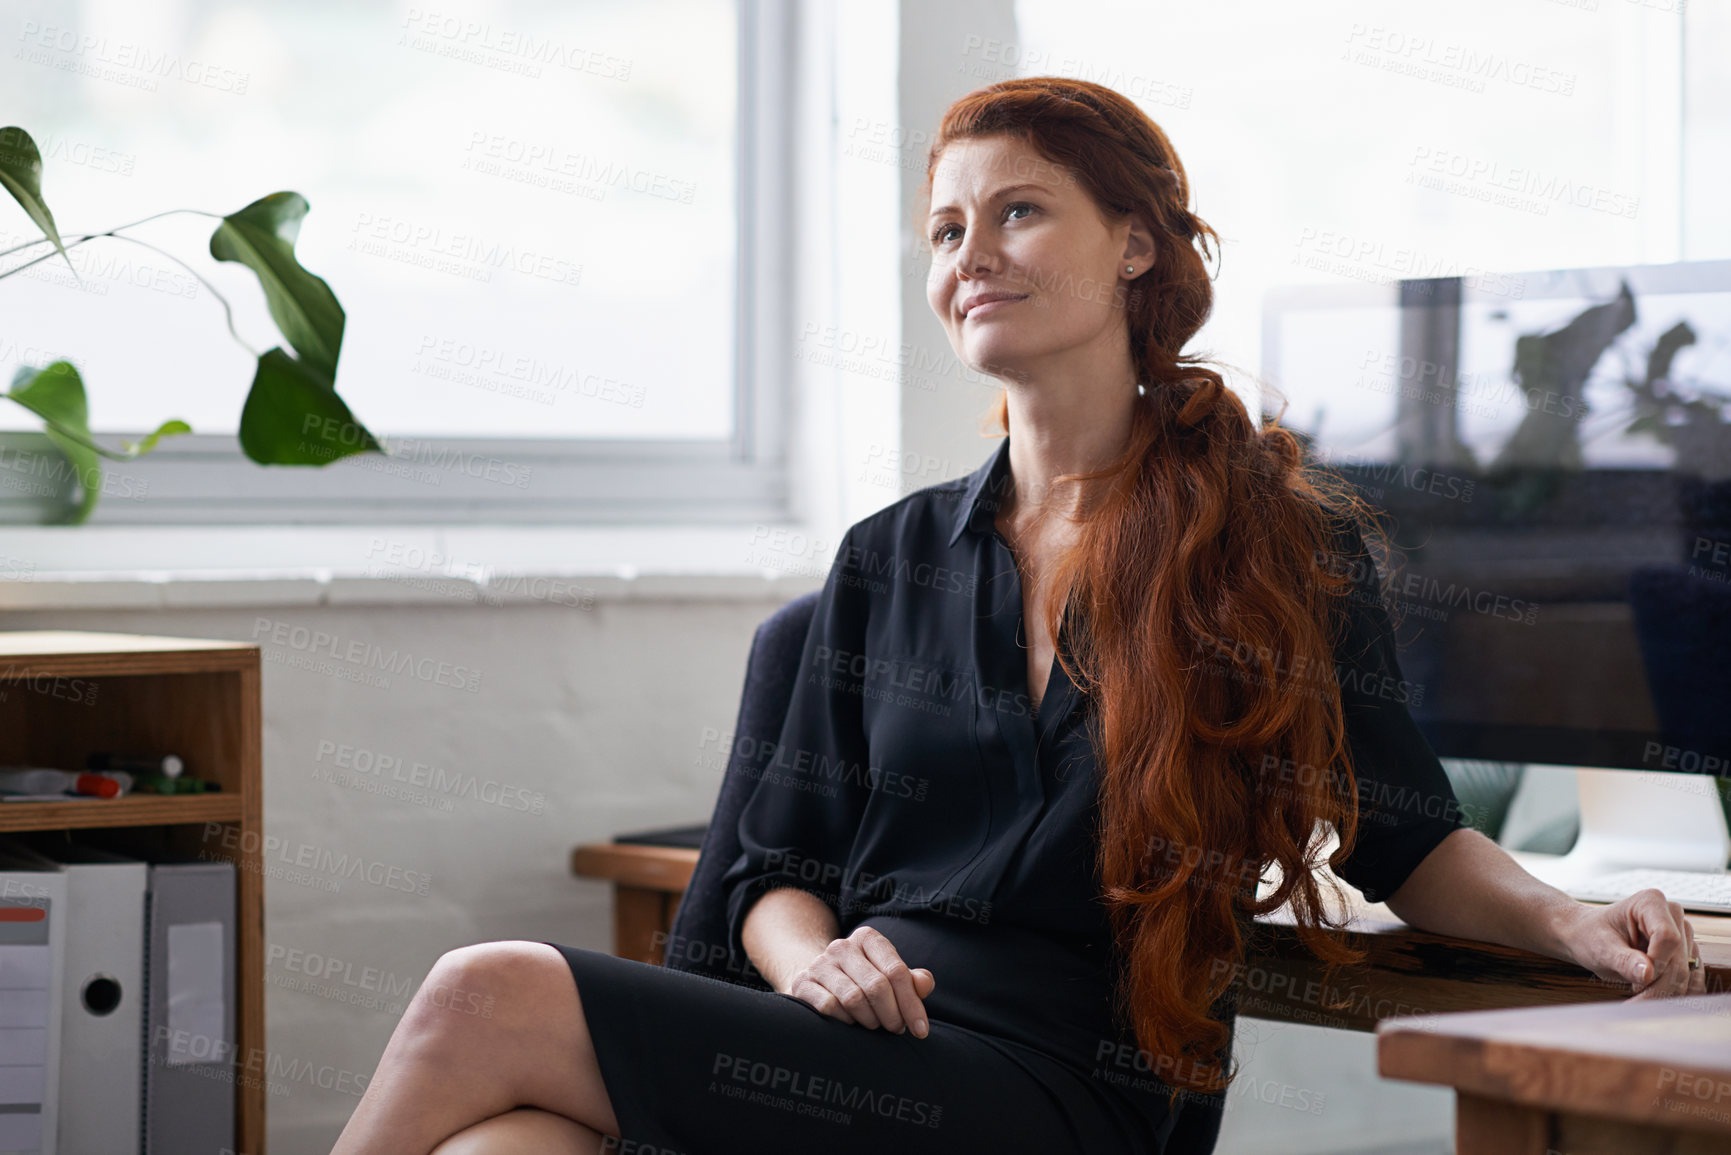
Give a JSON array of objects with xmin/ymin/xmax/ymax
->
[{"xmin": 947, "ymin": 436, "xmax": 1013, "ymax": 549}]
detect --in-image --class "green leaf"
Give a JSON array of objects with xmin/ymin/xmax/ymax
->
[
  {"xmin": 8, "ymin": 360, "xmax": 92, "ymax": 438},
  {"xmin": 6, "ymin": 362, "xmax": 99, "ymax": 524},
  {"xmin": 41, "ymin": 424, "xmax": 102, "ymax": 524},
  {"xmin": 121, "ymin": 419, "xmax": 194, "ymax": 456},
  {"xmin": 4, "ymin": 361, "xmax": 194, "ymax": 523},
  {"xmin": 209, "ymin": 192, "xmax": 345, "ymax": 378},
  {"xmin": 239, "ymin": 347, "xmax": 381, "ymax": 464},
  {"xmin": 7, "ymin": 360, "xmax": 191, "ymax": 461},
  {"xmin": 0, "ymin": 126, "xmax": 74, "ymax": 275}
]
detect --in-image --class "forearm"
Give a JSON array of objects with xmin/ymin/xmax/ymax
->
[
  {"xmin": 741, "ymin": 885, "xmax": 841, "ymax": 993},
  {"xmin": 1382, "ymin": 827, "xmax": 1586, "ymax": 961}
]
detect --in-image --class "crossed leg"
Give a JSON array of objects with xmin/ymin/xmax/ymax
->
[
  {"xmin": 330, "ymin": 941, "xmax": 620, "ymax": 1155},
  {"xmin": 425, "ymin": 1107, "xmax": 597, "ymax": 1154}
]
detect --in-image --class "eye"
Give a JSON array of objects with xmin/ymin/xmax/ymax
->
[{"xmin": 928, "ymin": 201, "xmax": 1039, "ymax": 247}]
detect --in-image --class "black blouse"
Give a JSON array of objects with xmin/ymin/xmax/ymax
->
[{"xmin": 719, "ymin": 435, "xmax": 1467, "ymax": 1056}]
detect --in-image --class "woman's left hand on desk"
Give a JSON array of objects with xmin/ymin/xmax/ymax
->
[{"xmin": 1559, "ymin": 889, "xmax": 1705, "ymax": 999}]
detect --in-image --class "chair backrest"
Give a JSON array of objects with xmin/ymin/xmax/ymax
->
[{"xmin": 663, "ymin": 590, "xmax": 820, "ymax": 990}]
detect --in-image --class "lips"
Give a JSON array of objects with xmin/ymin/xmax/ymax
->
[{"xmin": 962, "ymin": 292, "xmax": 1028, "ymax": 318}]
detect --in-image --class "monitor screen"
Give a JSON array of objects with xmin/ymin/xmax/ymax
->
[{"xmin": 1263, "ymin": 260, "xmax": 1731, "ymax": 776}]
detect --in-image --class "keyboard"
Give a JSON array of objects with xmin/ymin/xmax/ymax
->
[{"xmin": 1568, "ymin": 868, "xmax": 1731, "ymax": 914}]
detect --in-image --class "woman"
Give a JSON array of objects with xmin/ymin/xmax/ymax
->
[{"xmin": 331, "ymin": 78, "xmax": 1704, "ymax": 1155}]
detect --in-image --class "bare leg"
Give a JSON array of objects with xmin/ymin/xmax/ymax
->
[
  {"xmin": 428, "ymin": 1107, "xmax": 603, "ymax": 1155},
  {"xmin": 330, "ymin": 942, "xmax": 620, "ymax": 1155}
]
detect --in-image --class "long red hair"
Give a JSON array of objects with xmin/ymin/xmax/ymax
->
[{"xmin": 922, "ymin": 78, "xmax": 1385, "ymax": 1103}]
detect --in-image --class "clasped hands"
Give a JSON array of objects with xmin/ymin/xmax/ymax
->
[{"xmin": 780, "ymin": 925, "xmax": 936, "ymax": 1038}]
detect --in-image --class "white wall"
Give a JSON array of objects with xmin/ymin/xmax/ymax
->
[{"xmin": 896, "ymin": 0, "xmax": 1024, "ymax": 482}]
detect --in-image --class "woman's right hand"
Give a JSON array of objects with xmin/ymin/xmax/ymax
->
[{"xmin": 782, "ymin": 925, "xmax": 936, "ymax": 1038}]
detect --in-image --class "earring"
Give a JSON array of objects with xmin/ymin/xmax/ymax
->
[{"xmin": 1125, "ymin": 265, "xmax": 1135, "ymax": 274}]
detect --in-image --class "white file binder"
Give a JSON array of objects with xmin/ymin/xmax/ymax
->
[
  {"xmin": 0, "ymin": 854, "xmax": 66, "ymax": 1155},
  {"xmin": 0, "ymin": 839, "xmax": 147, "ymax": 1155}
]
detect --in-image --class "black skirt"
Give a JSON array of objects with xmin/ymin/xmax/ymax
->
[{"xmin": 543, "ymin": 928, "xmax": 1190, "ymax": 1154}]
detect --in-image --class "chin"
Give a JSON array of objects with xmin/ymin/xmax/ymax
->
[{"xmin": 964, "ymin": 338, "xmax": 1039, "ymax": 379}]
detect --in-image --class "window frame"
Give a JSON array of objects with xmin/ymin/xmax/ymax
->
[{"xmin": 33, "ymin": 0, "xmax": 794, "ymax": 527}]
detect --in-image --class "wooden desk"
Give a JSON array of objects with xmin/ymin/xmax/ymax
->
[
  {"xmin": 570, "ymin": 840, "xmax": 1731, "ymax": 1032},
  {"xmin": 570, "ymin": 841, "xmax": 701, "ymax": 965},
  {"xmin": 1379, "ymin": 992, "xmax": 1731, "ymax": 1152}
]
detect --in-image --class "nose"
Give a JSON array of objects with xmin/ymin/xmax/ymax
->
[{"xmin": 952, "ymin": 222, "xmax": 999, "ymax": 282}]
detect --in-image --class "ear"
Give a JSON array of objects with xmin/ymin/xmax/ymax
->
[{"xmin": 1122, "ymin": 212, "xmax": 1160, "ymax": 274}]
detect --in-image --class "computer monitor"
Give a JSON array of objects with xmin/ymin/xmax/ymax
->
[{"xmin": 1263, "ymin": 259, "xmax": 1731, "ymax": 877}]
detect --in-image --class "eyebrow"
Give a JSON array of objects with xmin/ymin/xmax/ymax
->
[{"xmin": 927, "ymin": 183, "xmax": 1049, "ymax": 220}]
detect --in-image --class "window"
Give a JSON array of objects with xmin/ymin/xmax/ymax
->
[
  {"xmin": 1009, "ymin": 0, "xmax": 1699, "ymax": 424},
  {"xmin": 1, "ymin": 0, "xmax": 794, "ymax": 523}
]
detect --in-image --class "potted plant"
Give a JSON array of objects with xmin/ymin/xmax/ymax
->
[{"xmin": 0, "ymin": 124, "xmax": 381, "ymax": 524}]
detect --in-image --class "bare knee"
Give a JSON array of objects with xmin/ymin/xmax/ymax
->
[
  {"xmin": 418, "ymin": 943, "xmax": 518, "ymax": 1016},
  {"xmin": 411, "ymin": 941, "xmax": 570, "ymax": 1036},
  {"xmin": 408, "ymin": 941, "xmax": 615, "ymax": 1131}
]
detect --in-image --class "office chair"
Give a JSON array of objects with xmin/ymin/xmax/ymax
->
[
  {"xmin": 663, "ymin": 590, "xmax": 1228, "ymax": 1153},
  {"xmin": 665, "ymin": 590, "xmax": 818, "ymax": 993}
]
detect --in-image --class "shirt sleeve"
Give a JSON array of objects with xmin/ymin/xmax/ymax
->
[
  {"xmin": 720, "ymin": 523, "xmax": 876, "ymax": 972},
  {"xmin": 1324, "ymin": 518, "xmax": 1469, "ymax": 904}
]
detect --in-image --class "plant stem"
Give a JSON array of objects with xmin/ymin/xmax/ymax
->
[
  {"xmin": 0, "ymin": 210, "xmax": 259, "ymax": 358},
  {"xmin": 0, "ymin": 207, "xmax": 223, "ymax": 262},
  {"xmin": 99, "ymin": 233, "xmax": 261, "ymax": 358}
]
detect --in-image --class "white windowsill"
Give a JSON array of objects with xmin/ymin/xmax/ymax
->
[{"xmin": 0, "ymin": 524, "xmax": 830, "ymax": 611}]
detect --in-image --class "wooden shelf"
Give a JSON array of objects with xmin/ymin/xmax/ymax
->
[
  {"xmin": 0, "ymin": 630, "xmax": 255, "ymax": 677},
  {"xmin": 0, "ymin": 794, "xmax": 242, "ymax": 833},
  {"xmin": 0, "ymin": 630, "xmax": 254, "ymax": 656},
  {"xmin": 0, "ymin": 629, "xmax": 266, "ymax": 1153}
]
